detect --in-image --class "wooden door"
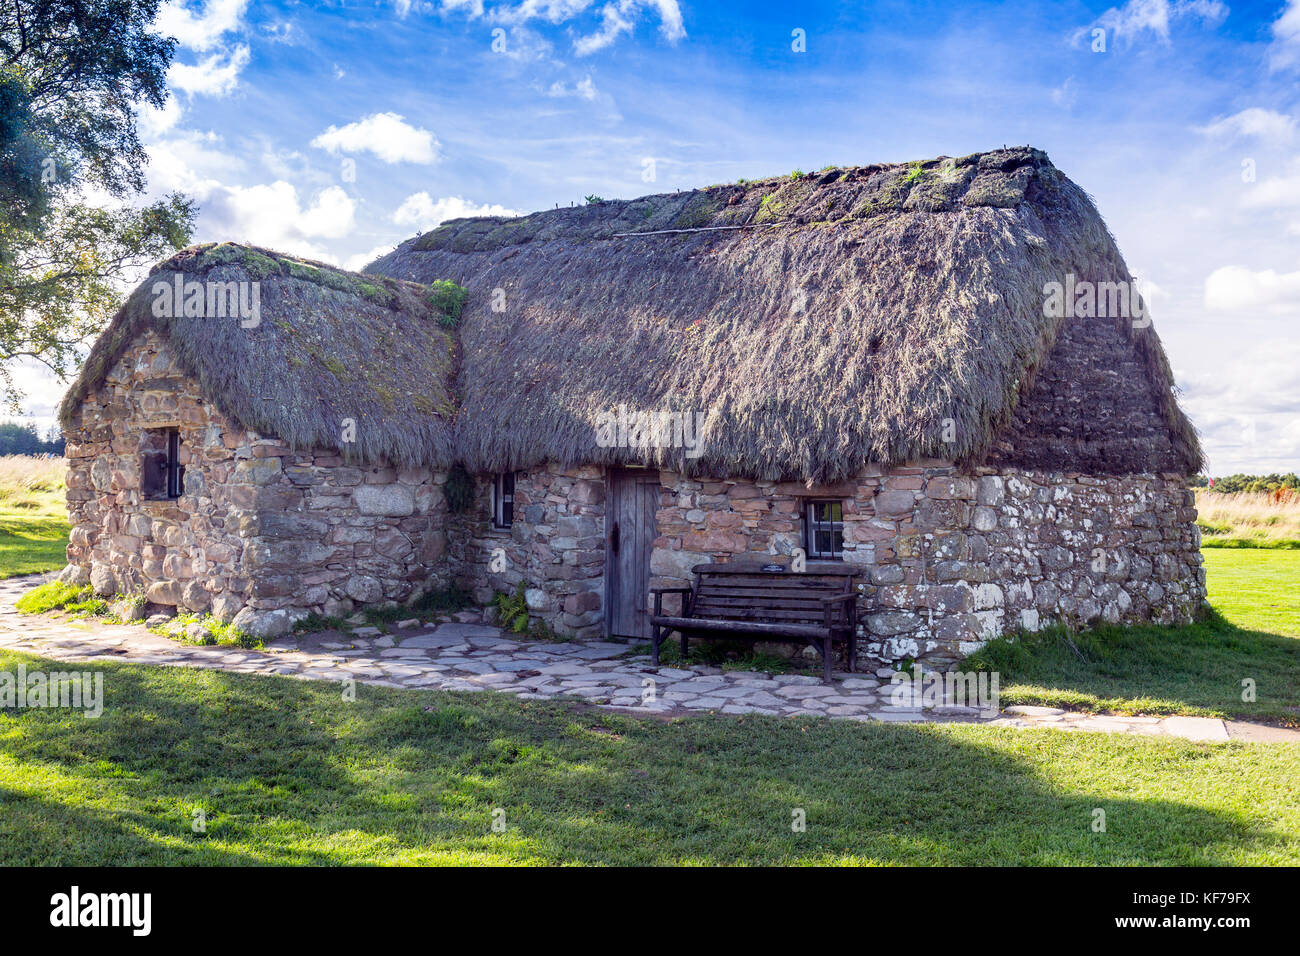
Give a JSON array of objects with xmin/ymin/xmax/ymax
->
[{"xmin": 605, "ymin": 469, "xmax": 659, "ymax": 639}]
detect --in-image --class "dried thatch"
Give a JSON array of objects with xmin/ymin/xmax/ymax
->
[
  {"xmin": 63, "ymin": 148, "xmax": 1203, "ymax": 481},
  {"xmin": 60, "ymin": 243, "xmax": 457, "ymax": 467},
  {"xmin": 367, "ymin": 147, "xmax": 1202, "ymax": 480}
]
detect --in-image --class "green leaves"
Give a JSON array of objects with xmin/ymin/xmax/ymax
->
[
  {"xmin": 0, "ymin": 1, "xmax": 189, "ymax": 407},
  {"xmin": 425, "ymin": 279, "xmax": 469, "ymax": 329},
  {"xmin": 493, "ymin": 584, "xmax": 531, "ymax": 635},
  {"xmin": 0, "ymin": 194, "xmax": 195, "ymax": 409}
]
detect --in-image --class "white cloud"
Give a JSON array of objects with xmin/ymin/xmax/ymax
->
[
  {"xmin": 203, "ymin": 182, "xmax": 357, "ymax": 261},
  {"xmin": 262, "ymin": 20, "xmax": 299, "ymax": 44},
  {"xmin": 1204, "ymin": 265, "xmax": 1300, "ymax": 314},
  {"xmin": 1196, "ymin": 108, "xmax": 1296, "ymax": 144},
  {"xmin": 344, "ymin": 244, "xmax": 399, "ymax": 272},
  {"xmin": 168, "ymin": 44, "xmax": 250, "ymax": 97},
  {"xmin": 459, "ymin": 0, "xmax": 684, "ymax": 54},
  {"xmin": 1241, "ymin": 168, "xmax": 1300, "ymax": 211},
  {"xmin": 1077, "ymin": 0, "xmax": 1227, "ymax": 47},
  {"xmin": 1050, "ymin": 77, "xmax": 1077, "ymax": 108},
  {"xmin": 547, "ymin": 74, "xmax": 599, "ymax": 100},
  {"xmin": 156, "ymin": 0, "xmax": 251, "ymax": 98},
  {"xmin": 574, "ymin": 2, "xmax": 636, "ymax": 55},
  {"xmin": 392, "ymin": 193, "xmax": 521, "ymax": 230},
  {"xmin": 138, "ymin": 98, "xmax": 184, "ymax": 139},
  {"xmin": 573, "ymin": 1, "xmax": 685, "ymax": 55},
  {"xmin": 1178, "ymin": 338, "xmax": 1300, "ymax": 473},
  {"xmin": 144, "ymin": 129, "xmax": 245, "ymax": 197},
  {"xmin": 488, "ymin": 1, "xmax": 594, "ymax": 25},
  {"xmin": 1134, "ymin": 274, "xmax": 1169, "ymax": 304},
  {"xmin": 494, "ymin": 26, "xmax": 557, "ymax": 62},
  {"xmin": 1180, "ymin": 335, "xmax": 1300, "ymax": 476},
  {"xmin": 156, "ymin": 0, "xmax": 250, "ymax": 52},
  {"xmin": 1269, "ymin": 0, "xmax": 1300, "ymax": 72},
  {"xmin": 311, "ymin": 113, "xmax": 441, "ymax": 165}
]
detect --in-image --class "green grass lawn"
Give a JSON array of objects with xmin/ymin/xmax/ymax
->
[
  {"xmin": 967, "ymin": 549, "xmax": 1300, "ymax": 725},
  {"xmin": 1203, "ymin": 548, "xmax": 1300, "ymax": 638},
  {"xmin": 0, "ymin": 648, "xmax": 1296, "ymax": 866},
  {"xmin": 0, "ymin": 480, "xmax": 68, "ymax": 579}
]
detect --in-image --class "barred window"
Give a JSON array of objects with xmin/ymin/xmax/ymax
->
[
  {"xmin": 142, "ymin": 428, "xmax": 185, "ymax": 500},
  {"xmin": 804, "ymin": 499, "xmax": 844, "ymax": 559},
  {"xmin": 492, "ymin": 472, "xmax": 515, "ymax": 529}
]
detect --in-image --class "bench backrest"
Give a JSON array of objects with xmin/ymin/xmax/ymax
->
[{"xmin": 690, "ymin": 563, "xmax": 858, "ymax": 628}]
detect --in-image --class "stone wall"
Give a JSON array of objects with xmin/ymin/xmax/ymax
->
[
  {"xmin": 650, "ymin": 463, "xmax": 1203, "ymax": 667},
  {"xmin": 62, "ymin": 332, "xmax": 1202, "ymax": 658},
  {"xmin": 447, "ymin": 465, "xmax": 606, "ymax": 639},
  {"xmin": 62, "ymin": 331, "xmax": 449, "ymax": 636}
]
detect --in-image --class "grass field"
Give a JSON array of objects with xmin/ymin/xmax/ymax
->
[
  {"xmin": 1196, "ymin": 489, "xmax": 1300, "ymax": 548},
  {"xmin": 0, "ymin": 456, "xmax": 68, "ymax": 579},
  {"xmin": 0, "ymin": 647, "xmax": 1296, "ymax": 866}
]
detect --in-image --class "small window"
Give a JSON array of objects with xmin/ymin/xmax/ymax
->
[
  {"xmin": 804, "ymin": 499, "xmax": 844, "ymax": 559},
  {"xmin": 492, "ymin": 472, "xmax": 515, "ymax": 529},
  {"xmin": 142, "ymin": 428, "xmax": 185, "ymax": 500}
]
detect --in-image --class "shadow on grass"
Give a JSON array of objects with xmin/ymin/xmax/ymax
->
[
  {"xmin": 0, "ymin": 650, "xmax": 1295, "ymax": 865},
  {"xmin": 965, "ymin": 609, "xmax": 1300, "ymax": 724}
]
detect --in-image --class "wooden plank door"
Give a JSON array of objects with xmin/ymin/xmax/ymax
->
[{"xmin": 605, "ymin": 469, "xmax": 659, "ymax": 639}]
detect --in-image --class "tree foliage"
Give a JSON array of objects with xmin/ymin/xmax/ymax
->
[
  {"xmin": 1197, "ymin": 473, "xmax": 1300, "ymax": 494},
  {"xmin": 0, "ymin": 0, "xmax": 195, "ymax": 408}
]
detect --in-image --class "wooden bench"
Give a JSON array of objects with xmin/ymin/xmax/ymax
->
[{"xmin": 649, "ymin": 562, "xmax": 860, "ymax": 682}]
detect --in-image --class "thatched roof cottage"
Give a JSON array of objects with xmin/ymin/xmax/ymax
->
[{"xmin": 60, "ymin": 147, "xmax": 1205, "ymax": 666}]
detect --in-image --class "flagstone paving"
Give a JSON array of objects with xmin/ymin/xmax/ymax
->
[{"xmin": 0, "ymin": 574, "xmax": 1292, "ymax": 743}]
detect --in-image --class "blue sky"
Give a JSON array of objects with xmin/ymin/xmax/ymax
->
[{"xmin": 18, "ymin": 0, "xmax": 1300, "ymax": 475}]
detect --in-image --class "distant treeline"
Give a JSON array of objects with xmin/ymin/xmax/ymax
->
[
  {"xmin": 0, "ymin": 422, "xmax": 65, "ymax": 457},
  {"xmin": 1190, "ymin": 473, "xmax": 1300, "ymax": 494}
]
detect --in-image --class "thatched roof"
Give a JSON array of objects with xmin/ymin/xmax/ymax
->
[
  {"xmin": 59, "ymin": 243, "xmax": 457, "ymax": 467},
  {"xmin": 367, "ymin": 147, "xmax": 1202, "ymax": 479},
  {"xmin": 64, "ymin": 148, "xmax": 1203, "ymax": 480}
]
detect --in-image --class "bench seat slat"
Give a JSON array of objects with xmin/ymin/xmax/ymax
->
[
  {"xmin": 693, "ymin": 564, "xmax": 858, "ymax": 576},
  {"xmin": 698, "ymin": 583, "xmax": 843, "ymax": 596},
  {"xmin": 649, "ymin": 616, "xmax": 834, "ymax": 638},
  {"xmin": 693, "ymin": 596, "xmax": 844, "ymax": 613},
  {"xmin": 691, "ymin": 607, "xmax": 836, "ymax": 625},
  {"xmin": 698, "ymin": 575, "xmax": 844, "ymax": 588}
]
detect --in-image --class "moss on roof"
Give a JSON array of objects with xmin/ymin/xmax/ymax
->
[{"xmin": 60, "ymin": 243, "xmax": 463, "ymax": 468}]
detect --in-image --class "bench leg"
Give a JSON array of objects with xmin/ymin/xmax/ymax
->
[
  {"xmin": 823, "ymin": 635, "xmax": 832, "ymax": 683},
  {"xmin": 680, "ymin": 631, "xmax": 688, "ymax": 660},
  {"xmin": 848, "ymin": 632, "xmax": 857, "ymax": 673},
  {"xmin": 651, "ymin": 625, "xmax": 661, "ymax": 667}
]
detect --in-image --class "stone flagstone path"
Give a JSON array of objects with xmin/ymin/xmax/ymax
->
[{"xmin": 1, "ymin": 575, "xmax": 1292, "ymax": 743}]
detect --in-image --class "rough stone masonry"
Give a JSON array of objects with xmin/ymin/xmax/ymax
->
[
  {"xmin": 650, "ymin": 463, "xmax": 1203, "ymax": 668},
  {"xmin": 61, "ymin": 331, "xmax": 450, "ymax": 639}
]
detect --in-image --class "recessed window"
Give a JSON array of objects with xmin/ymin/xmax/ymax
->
[
  {"xmin": 142, "ymin": 428, "xmax": 185, "ymax": 500},
  {"xmin": 492, "ymin": 472, "xmax": 515, "ymax": 529},
  {"xmin": 804, "ymin": 499, "xmax": 844, "ymax": 559}
]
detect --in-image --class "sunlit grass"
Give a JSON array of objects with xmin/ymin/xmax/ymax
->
[
  {"xmin": 0, "ymin": 456, "xmax": 68, "ymax": 579},
  {"xmin": 0, "ymin": 648, "xmax": 1296, "ymax": 866}
]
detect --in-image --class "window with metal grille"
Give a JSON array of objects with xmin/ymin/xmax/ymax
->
[
  {"xmin": 804, "ymin": 499, "xmax": 844, "ymax": 559},
  {"xmin": 492, "ymin": 472, "xmax": 515, "ymax": 529},
  {"xmin": 142, "ymin": 428, "xmax": 185, "ymax": 500}
]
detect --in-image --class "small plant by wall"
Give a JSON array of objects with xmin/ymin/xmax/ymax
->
[{"xmin": 494, "ymin": 584, "xmax": 530, "ymax": 634}]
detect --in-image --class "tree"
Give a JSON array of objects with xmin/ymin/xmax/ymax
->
[{"xmin": 0, "ymin": 0, "xmax": 195, "ymax": 408}]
